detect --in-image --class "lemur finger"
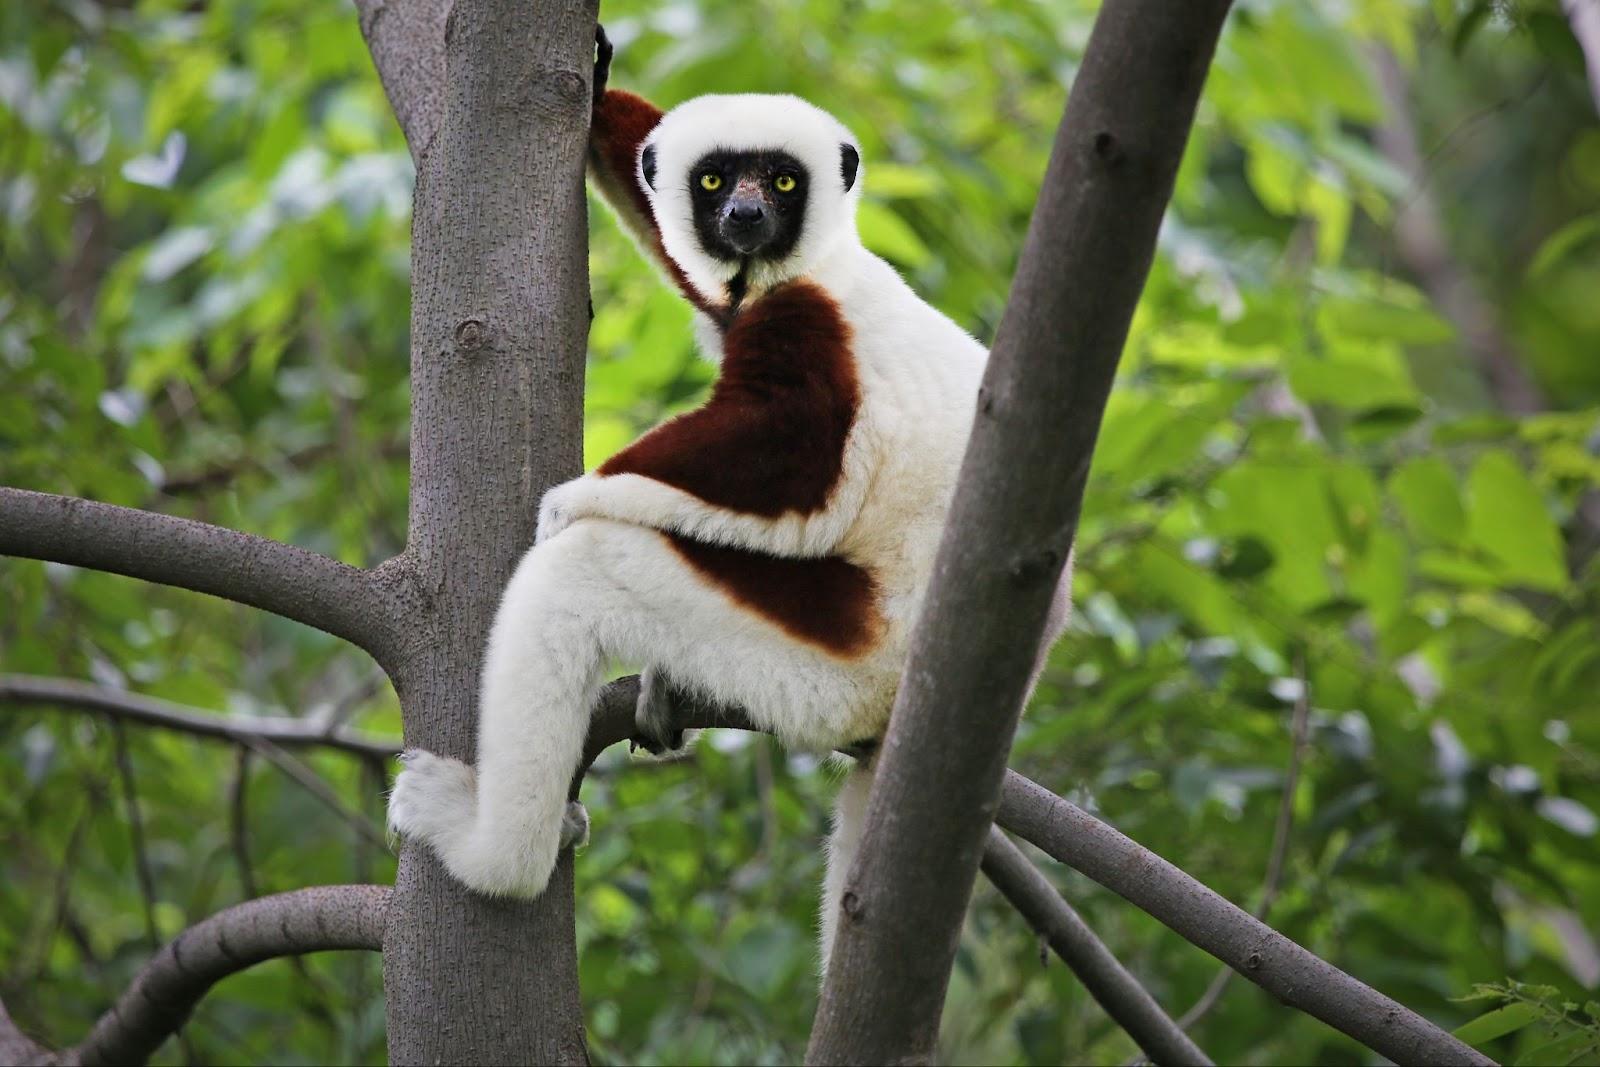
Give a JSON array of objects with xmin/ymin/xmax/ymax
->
[{"xmin": 593, "ymin": 24, "xmax": 613, "ymax": 103}]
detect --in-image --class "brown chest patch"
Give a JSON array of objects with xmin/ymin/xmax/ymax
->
[
  {"xmin": 666, "ymin": 535, "xmax": 881, "ymax": 658},
  {"xmin": 599, "ymin": 282, "xmax": 859, "ymax": 518}
]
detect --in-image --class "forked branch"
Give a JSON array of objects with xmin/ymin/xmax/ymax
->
[
  {"xmin": 0, "ymin": 489, "xmax": 405, "ymax": 673},
  {"xmin": 583, "ymin": 676, "xmax": 1489, "ymax": 1066},
  {"xmin": 996, "ymin": 774, "xmax": 1491, "ymax": 1066},
  {"xmin": 981, "ymin": 830, "xmax": 1211, "ymax": 1066},
  {"xmin": 353, "ymin": 0, "xmax": 449, "ymax": 159}
]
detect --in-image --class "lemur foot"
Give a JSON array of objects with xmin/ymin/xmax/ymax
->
[
  {"xmin": 387, "ymin": 749, "xmax": 477, "ymax": 847},
  {"xmin": 560, "ymin": 799, "xmax": 590, "ymax": 850},
  {"xmin": 633, "ymin": 665, "xmax": 689, "ymax": 755}
]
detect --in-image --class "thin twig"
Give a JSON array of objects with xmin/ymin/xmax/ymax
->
[
  {"xmin": 109, "ymin": 722, "xmax": 162, "ymax": 950},
  {"xmin": 0, "ymin": 674, "xmax": 399, "ymax": 759},
  {"xmin": 229, "ymin": 746, "xmax": 258, "ymax": 899},
  {"xmin": 243, "ymin": 739, "xmax": 388, "ymax": 850},
  {"xmin": 1171, "ymin": 656, "xmax": 1312, "ymax": 1035}
]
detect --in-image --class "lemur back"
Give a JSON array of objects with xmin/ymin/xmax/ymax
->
[{"xmin": 388, "ymin": 54, "xmax": 1072, "ymax": 970}]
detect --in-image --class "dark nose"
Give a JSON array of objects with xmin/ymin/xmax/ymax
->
[{"xmin": 725, "ymin": 198, "xmax": 765, "ymax": 226}]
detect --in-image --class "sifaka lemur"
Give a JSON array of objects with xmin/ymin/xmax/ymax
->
[{"xmin": 387, "ymin": 31, "xmax": 1072, "ymax": 966}]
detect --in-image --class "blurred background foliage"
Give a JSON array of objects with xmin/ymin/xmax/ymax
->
[{"xmin": 2, "ymin": 0, "xmax": 1599, "ymax": 1063}]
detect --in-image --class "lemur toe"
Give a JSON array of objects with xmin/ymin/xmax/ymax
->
[{"xmin": 633, "ymin": 665, "xmax": 689, "ymax": 755}]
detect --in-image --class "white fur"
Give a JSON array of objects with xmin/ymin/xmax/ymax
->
[{"xmin": 388, "ymin": 95, "xmax": 1074, "ymax": 962}]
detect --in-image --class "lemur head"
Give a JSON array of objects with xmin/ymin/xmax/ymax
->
[{"xmin": 639, "ymin": 94, "xmax": 863, "ymax": 306}]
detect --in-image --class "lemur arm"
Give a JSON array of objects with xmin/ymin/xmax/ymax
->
[
  {"xmin": 537, "ymin": 399, "xmax": 868, "ymax": 558},
  {"xmin": 588, "ymin": 30, "xmax": 717, "ymax": 315}
]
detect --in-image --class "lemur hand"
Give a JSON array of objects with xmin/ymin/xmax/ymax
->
[
  {"xmin": 593, "ymin": 24, "xmax": 613, "ymax": 104},
  {"xmin": 535, "ymin": 477, "xmax": 588, "ymax": 545}
]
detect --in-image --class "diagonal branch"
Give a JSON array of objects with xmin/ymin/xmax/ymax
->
[
  {"xmin": 582, "ymin": 677, "xmax": 1489, "ymax": 1066},
  {"xmin": 0, "ymin": 489, "xmax": 406, "ymax": 674},
  {"xmin": 981, "ymin": 829, "xmax": 1211, "ymax": 1067},
  {"xmin": 6, "ymin": 886, "xmax": 389, "ymax": 1067},
  {"xmin": 808, "ymin": 1, "xmax": 1234, "ymax": 1061},
  {"xmin": 0, "ymin": 674, "xmax": 399, "ymax": 760},
  {"xmin": 353, "ymin": 0, "xmax": 449, "ymax": 161},
  {"xmin": 995, "ymin": 774, "xmax": 1492, "ymax": 1066}
]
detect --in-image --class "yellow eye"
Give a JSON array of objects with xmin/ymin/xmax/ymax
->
[
  {"xmin": 699, "ymin": 173, "xmax": 722, "ymax": 191},
  {"xmin": 774, "ymin": 174, "xmax": 797, "ymax": 193}
]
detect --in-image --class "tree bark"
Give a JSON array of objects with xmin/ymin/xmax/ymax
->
[
  {"xmin": 807, "ymin": 2, "xmax": 1233, "ymax": 1062},
  {"xmin": 377, "ymin": 0, "xmax": 598, "ymax": 1062},
  {"xmin": 353, "ymin": 0, "xmax": 449, "ymax": 159}
]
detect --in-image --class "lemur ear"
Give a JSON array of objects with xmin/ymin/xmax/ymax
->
[
  {"xmin": 641, "ymin": 144, "xmax": 657, "ymax": 190},
  {"xmin": 840, "ymin": 143, "xmax": 860, "ymax": 192}
]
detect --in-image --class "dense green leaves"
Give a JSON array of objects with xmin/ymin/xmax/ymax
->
[{"xmin": 3, "ymin": 0, "xmax": 1599, "ymax": 1064}]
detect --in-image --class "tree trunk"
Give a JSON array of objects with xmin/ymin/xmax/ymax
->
[{"xmin": 380, "ymin": 0, "xmax": 598, "ymax": 1061}]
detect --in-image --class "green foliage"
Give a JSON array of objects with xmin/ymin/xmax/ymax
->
[
  {"xmin": 1455, "ymin": 981, "xmax": 1600, "ymax": 1064},
  {"xmin": 2, "ymin": 0, "xmax": 1598, "ymax": 1064}
]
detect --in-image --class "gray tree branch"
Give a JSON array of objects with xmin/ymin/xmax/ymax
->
[
  {"xmin": 0, "ymin": 674, "xmax": 398, "ymax": 760},
  {"xmin": 2, "ymin": 886, "xmax": 389, "ymax": 1067},
  {"xmin": 996, "ymin": 774, "xmax": 1492, "ymax": 1066},
  {"xmin": 806, "ymin": 2, "xmax": 1234, "ymax": 1061},
  {"xmin": 0, "ymin": 489, "xmax": 406, "ymax": 674},
  {"xmin": 353, "ymin": 0, "xmax": 449, "ymax": 161},
  {"xmin": 980, "ymin": 830, "xmax": 1211, "ymax": 1067}
]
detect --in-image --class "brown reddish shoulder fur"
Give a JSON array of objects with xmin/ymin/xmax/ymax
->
[
  {"xmin": 666, "ymin": 535, "xmax": 881, "ymax": 658},
  {"xmin": 590, "ymin": 89, "xmax": 719, "ymax": 319},
  {"xmin": 598, "ymin": 281, "xmax": 858, "ymax": 518}
]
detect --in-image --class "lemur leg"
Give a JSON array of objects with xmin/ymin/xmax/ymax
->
[
  {"xmin": 819, "ymin": 759, "xmax": 875, "ymax": 973},
  {"xmin": 389, "ymin": 519, "xmax": 879, "ymax": 899}
]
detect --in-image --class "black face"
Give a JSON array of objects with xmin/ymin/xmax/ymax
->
[{"xmin": 687, "ymin": 149, "xmax": 809, "ymax": 263}]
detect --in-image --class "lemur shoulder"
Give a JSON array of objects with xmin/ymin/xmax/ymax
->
[{"xmin": 388, "ymin": 34, "xmax": 1072, "ymax": 966}]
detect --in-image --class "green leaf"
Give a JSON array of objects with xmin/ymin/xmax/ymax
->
[
  {"xmin": 1465, "ymin": 450, "xmax": 1569, "ymax": 592},
  {"xmin": 857, "ymin": 200, "xmax": 930, "ymax": 267},
  {"xmin": 1453, "ymin": 1001, "xmax": 1542, "ymax": 1046},
  {"xmin": 1390, "ymin": 456, "xmax": 1466, "ymax": 546},
  {"xmin": 1529, "ymin": 213, "xmax": 1600, "ymax": 278}
]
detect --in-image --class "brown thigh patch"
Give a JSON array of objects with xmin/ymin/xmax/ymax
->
[{"xmin": 666, "ymin": 534, "xmax": 881, "ymax": 658}]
